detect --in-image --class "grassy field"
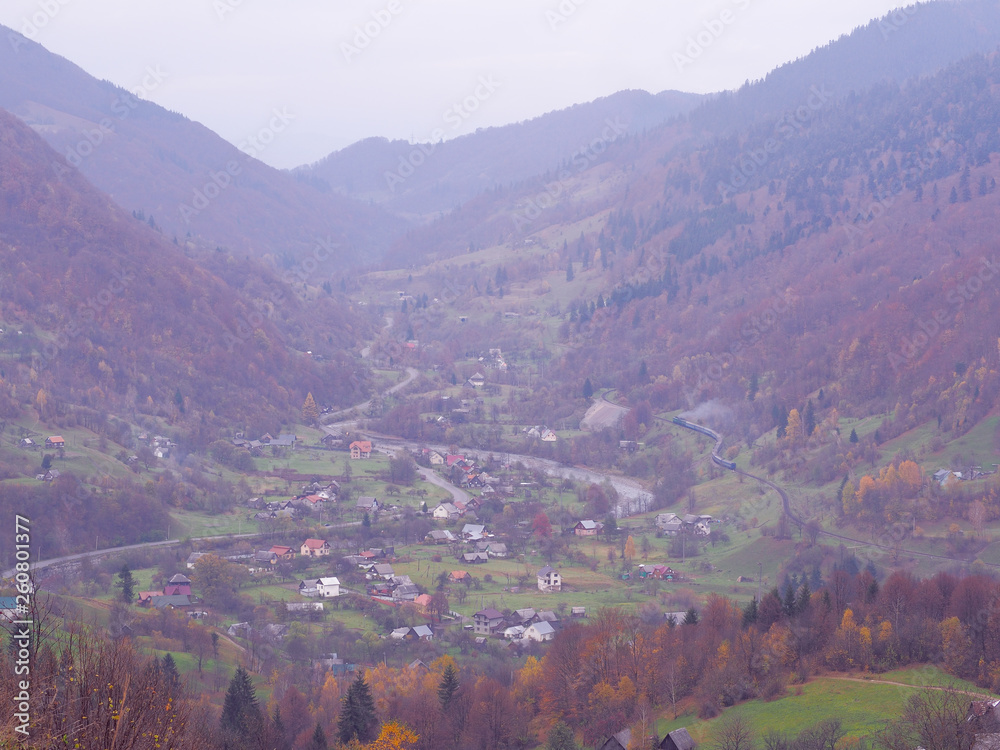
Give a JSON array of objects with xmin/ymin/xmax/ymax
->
[{"xmin": 655, "ymin": 669, "xmax": 980, "ymax": 744}]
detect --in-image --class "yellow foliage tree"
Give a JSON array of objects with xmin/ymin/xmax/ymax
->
[
  {"xmin": 364, "ymin": 721, "xmax": 419, "ymax": 750},
  {"xmin": 302, "ymin": 391, "xmax": 319, "ymax": 424},
  {"xmin": 624, "ymin": 535, "xmax": 636, "ymax": 562},
  {"xmin": 786, "ymin": 408, "xmax": 802, "ymax": 443}
]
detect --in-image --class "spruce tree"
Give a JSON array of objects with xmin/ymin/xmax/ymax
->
[
  {"xmin": 682, "ymin": 606, "xmax": 699, "ymax": 625},
  {"xmin": 438, "ymin": 662, "xmax": 460, "ymax": 709},
  {"xmin": 308, "ymin": 722, "xmax": 328, "ymax": 750},
  {"xmin": 849, "ymin": 428, "xmax": 859, "ymax": 444},
  {"xmin": 582, "ymin": 378, "xmax": 594, "ymax": 399},
  {"xmin": 338, "ymin": 671, "xmax": 378, "ymax": 744},
  {"xmin": 116, "ymin": 564, "xmax": 136, "ymax": 605},
  {"xmin": 220, "ymin": 666, "xmax": 263, "ymax": 742},
  {"xmin": 742, "ymin": 597, "xmax": 759, "ymax": 628},
  {"xmin": 161, "ymin": 653, "xmax": 180, "ymax": 695}
]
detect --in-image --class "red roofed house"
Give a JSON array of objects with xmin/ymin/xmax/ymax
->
[
  {"xmin": 269, "ymin": 545, "xmax": 295, "ymax": 561},
  {"xmin": 446, "ymin": 454, "xmax": 465, "ymax": 468},
  {"xmin": 45, "ymin": 436, "xmax": 65, "ymax": 449},
  {"xmin": 162, "ymin": 574, "xmax": 191, "ymax": 596},
  {"xmin": 300, "ymin": 539, "xmax": 331, "ymax": 557},
  {"xmin": 414, "ymin": 593, "xmax": 433, "ymax": 613},
  {"xmin": 350, "ymin": 440, "xmax": 373, "ymax": 459}
]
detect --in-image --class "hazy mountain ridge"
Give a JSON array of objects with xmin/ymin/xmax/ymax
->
[
  {"xmin": 0, "ymin": 26, "xmax": 405, "ymax": 267},
  {"xmin": 295, "ymin": 89, "xmax": 706, "ymax": 222},
  {"xmin": 0, "ymin": 108, "xmax": 373, "ymax": 441}
]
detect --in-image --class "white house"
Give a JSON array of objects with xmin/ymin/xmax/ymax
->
[
  {"xmin": 524, "ymin": 621, "xmax": 556, "ymax": 642},
  {"xmin": 317, "ymin": 577, "xmax": 341, "ymax": 598},
  {"xmin": 537, "ymin": 566, "xmax": 561, "ymax": 592},
  {"xmin": 433, "ymin": 503, "xmax": 460, "ymax": 520}
]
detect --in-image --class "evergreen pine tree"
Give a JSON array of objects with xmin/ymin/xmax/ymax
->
[
  {"xmin": 849, "ymin": 428, "xmax": 859, "ymax": 444},
  {"xmin": 682, "ymin": 606, "xmax": 699, "ymax": 625},
  {"xmin": 308, "ymin": 722, "xmax": 327, "ymax": 750},
  {"xmin": 116, "ymin": 564, "xmax": 136, "ymax": 605},
  {"xmin": 161, "ymin": 653, "xmax": 180, "ymax": 695},
  {"xmin": 742, "ymin": 597, "xmax": 759, "ymax": 628},
  {"xmin": 438, "ymin": 662, "xmax": 460, "ymax": 709},
  {"xmin": 272, "ymin": 706, "xmax": 287, "ymax": 750},
  {"xmin": 338, "ymin": 671, "xmax": 378, "ymax": 744},
  {"xmin": 582, "ymin": 378, "xmax": 594, "ymax": 399},
  {"xmin": 220, "ymin": 666, "xmax": 263, "ymax": 742}
]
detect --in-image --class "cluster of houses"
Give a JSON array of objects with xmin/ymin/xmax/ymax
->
[
  {"xmin": 246, "ymin": 479, "xmax": 342, "ymax": 520},
  {"xmin": 424, "ymin": 523, "xmax": 509, "ymax": 562},
  {"xmin": 523, "ymin": 425, "xmax": 558, "ymax": 442},
  {"xmin": 136, "ymin": 573, "xmax": 196, "ymax": 610},
  {"xmin": 934, "ymin": 467, "xmax": 997, "ymax": 487},
  {"xmin": 20, "ymin": 435, "xmax": 66, "ymax": 450},
  {"xmin": 357, "ymin": 558, "xmax": 424, "ymax": 604},
  {"xmin": 600, "ymin": 727, "xmax": 695, "ymax": 750},
  {"xmin": 424, "ymin": 451, "xmax": 501, "ymax": 494},
  {"xmin": 654, "ymin": 513, "xmax": 714, "ymax": 537},
  {"xmin": 231, "ymin": 431, "xmax": 298, "ymax": 457},
  {"xmin": 472, "ymin": 604, "xmax": 585, "ymax": 644}
]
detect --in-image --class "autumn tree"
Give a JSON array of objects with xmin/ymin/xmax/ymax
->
[
  {"xmin": 533, "ymin": 511, "xmax": 553, "ymax": 539},
  {"xmin": 302, "ymin": 391, "xmax": 319, "ymax": 424},
  {"xmin": 546, "ymin": 721, "xmax": 580, "ymax": 750},
  {"xmin": 785, "ymin": 408, "xmax": 803, "ymax": 444},
  {"xmin": 623, "ymin": 535, "xmax": 636, "ymax": 563}
]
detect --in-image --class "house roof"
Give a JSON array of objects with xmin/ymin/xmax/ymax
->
[
  {"xmin": 302, "ymin": 538, "xmax": 328, "ymax": 549},
  {"xmin": 451, "ymin": 570, "xmax": 470, "ymax": 579},
  {"xmin": 663, "ymin": 728, "xmax": 696, "ymax": 750},
  {"xmin": 318, "ymin": 577, "xmax": 340, "ymax": 586},
  {"xmin": 47, "ymin": 435, "xmax": 65, "ymax": 442},
  {"xmin": 537, "ymin": 566, "xmax": 557, "ymax": 577},
  {"xmin": 269, "ymin": 545, "xmax": 293, "ymax": 555},
  {"xmin": 576, "ymin": 520, "xmax": 598, "ymax": 529},
  {"xmin": 412, "ymin": 625, "xmax": 433, "ymax": 638},
  {"xmin": 527, "ymin": 621, "xmax": 555, "ymax": 635},
  {"xmin": 390, "ymin": 627, "xmax": 411, "ymax": 639},
  {"xmin": 300, "ymin": 578, "xmax": 320, "ymax": 588},
  {"xmin": 151, "ymin": 595, "xmax": 191, "ymax": 608},
  {"xmin": 373, "ymin": 564, "xmax": 394, "ymax": 576},
  {"xmin": 357, "ymin": 496, "xmax": 378, "ymax": 507},
  {"xmin": 414, "ymin": 594, "xmax": 433, "ymax": 606},
  {"xmin": 350, "ymin": 440, "xmax": 373, "ymax": 451},
  {"xmin": 168, "ymin": 574, "xmax": 191, "ymax": 584},
  {"xmin": 476, "ymin": 608, "xmax": 504, "ymax": 619}
]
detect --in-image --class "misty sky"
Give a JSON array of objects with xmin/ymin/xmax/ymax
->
[{"xmin": 1, "ymin": 0, "xmax": 910, "ymax": 168}]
